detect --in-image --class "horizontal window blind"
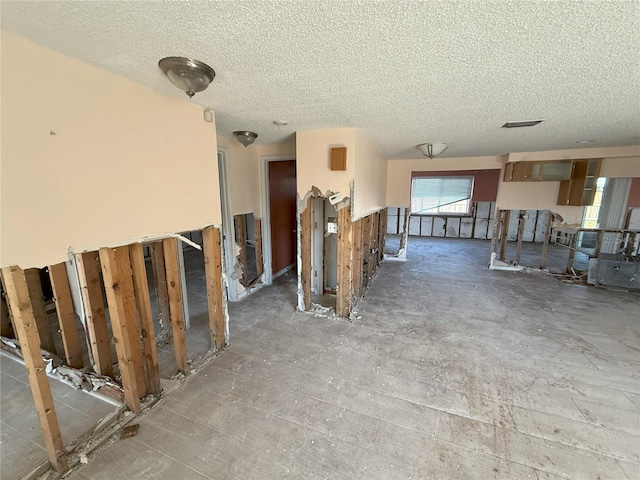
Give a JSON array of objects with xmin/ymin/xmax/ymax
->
[{"xmin": 411, "ymin": 176, "xmax": 473, "ymax": 215}]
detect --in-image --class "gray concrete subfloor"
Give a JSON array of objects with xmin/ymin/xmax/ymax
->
[
  {"xmin": 386, "ymin": 234, "xmax": 589, "ymax": 274},
  {"xmin": 66, "ymin": 237, "xmax": 639, "ymax": 480},
  {"xmin": 0, "ymin": 352, "xmax": 119, "ymax": 480}
]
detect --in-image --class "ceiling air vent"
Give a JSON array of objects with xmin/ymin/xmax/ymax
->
[{"xmin": 502, "ymin": 120, "xmax": 544, "ymax": 128}]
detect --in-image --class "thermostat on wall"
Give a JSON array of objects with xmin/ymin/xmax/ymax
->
[{"xmin": 328, "ymin": 193, "xmax": 343, "ymax": 205}]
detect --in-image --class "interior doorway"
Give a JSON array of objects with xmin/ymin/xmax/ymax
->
[
  {"xmin": 261, "ymin": 156, "xmax": 297, "ymax": 283},
  {"xmin": 217, "ymin": 148, "xmax": 238, "ymax": 300}
]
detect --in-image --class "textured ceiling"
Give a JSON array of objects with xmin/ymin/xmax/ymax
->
[{"xmin": 2, "ymin": 1, "xmax": 639, "ymax": 159}]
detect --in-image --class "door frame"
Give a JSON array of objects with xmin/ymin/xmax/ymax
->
[
  {"xmin": 217, "ymin": 148, "xmax": 238, "ymax": 301},
  {"xmin": 260, "ymin": 154, "xmax": 296, "ymax": 285}
]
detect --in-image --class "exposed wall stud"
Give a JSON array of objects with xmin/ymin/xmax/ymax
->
[
  {"xmin": 352, "ymin": 218, "xmax": 363, "ymax": 298},
  {"xmin": 24, "ymin": 269, "xmax": 56, "ymax": 354},
  {"xmin": 254, "ymin": 218, "xmax": 264, "ymax": 278},
  {"xmin": 99, "ymin": 246, "xmax": 143, "ymax": 412},
  {"xmin": 76, "ymin": 252, "xmax": 113, "ymax": 377},
  {"xmin": 162, "ymin": 237, "xmax": 188, "ymax": 373},
  {"xmin": 301, "ymin": 200, "xmax": 312, "ymax": 310},
  {"xmin": 48, "ymin": 263, "xmax": 83, "ymax": 369},
  {"xmin": 2, "ymin": 266, "xmax": 68, "ymax": 472},
  {"xmin": 336, "ymin": 206, "xmax": 353, "ymax": 316},
  {"xmin": 129, "ymin": 243, "xmax": 161, "ymax": 396},
  {"xmin": 150, "ymin": 242, "xmax": 170, "ymax": 331},
  {"xmin": 202, "ymin": 226, "xmax": 226, "ymax": 351}
]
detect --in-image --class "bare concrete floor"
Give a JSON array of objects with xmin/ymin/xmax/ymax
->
[
  {"xmin": 66, "ymin": 237, "xmax": 639, "ymax": 479},
  {"xmin": 0, "ymin": 353, "xmax": 119, "ymax": 480}
]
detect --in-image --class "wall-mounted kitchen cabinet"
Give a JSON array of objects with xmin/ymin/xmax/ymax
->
[
  {"xmin": 504, "ymin": 160, "xmax": 572, "ymax": 182},
  {"xmin": 557, "ymin": 158, "xmax": 601, "ymax": 206}
]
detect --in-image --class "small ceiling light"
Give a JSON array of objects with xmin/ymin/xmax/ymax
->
[
  {"xmin": 502, "ymin": 120, "xmax": 543, "ymax": 128},
  {"xmin": 417, "ymin": 142, "xmax": 448, "ymax": 159},
  {"xmin": 158, "ymin": 57, "xmax": 216, "ymax": 98},
  {"xmin": 273, "ymin": 120, "xmax": 289, "ymax": 128},
  {"xmin": 233, "ymin": 131, "xmax": 258, "ymax": 147}
]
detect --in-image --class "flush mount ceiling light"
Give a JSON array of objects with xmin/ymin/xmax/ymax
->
[
  {"xmin": 502, "ymin": 120, "xmax": 544, "ymax": 128},
  {"xmin": 233, "ymin": 131, "xmax": 258, "ymax": 147},
  {"xmin": 158, "ymin": 57, "xmax": 216, "ymax": 98},
  {"xmin": 417, "ymin": 142, "xmax": 448, "ymax": 159}
]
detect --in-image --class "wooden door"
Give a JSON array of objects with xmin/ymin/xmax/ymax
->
[{"xmin": 268, "ymin": 160, "xmax": 297, "ymax": 275}]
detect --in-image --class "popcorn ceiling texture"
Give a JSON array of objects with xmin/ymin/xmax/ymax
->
[{"xmin": 2, "ymin": 1, "xmax": 639, "ymax": 158}]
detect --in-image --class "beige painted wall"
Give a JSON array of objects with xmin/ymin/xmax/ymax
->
[
  {"xmin": 218, "ymin": 135, "xmax": 260, "ymax": 216},
  {"xmin": 353, "ymin": 130, "xmax": 387, "ymax": 219},
  {"xmin": 386, "ymin": 156, "xmax": 506, "ymax": 206},
  {"xmin": 387, "ymin": 147, "xmax": 640, "ymax": 225},
  {"xmin": 1, "ymin": 32, "xmax": 221, "ymax": 268},
  {"xmin": 296, "ymin": 128, "xmax": 356, "ymax": 201},
  {"xmin": 601, "ymin": 156, "xmax": 640, "ymax": 178},
  {"xmin": 217, "ymin": 135, "xmax": 296, "ymax": 217},
  {"xmin": 495, "ymin": 182, "xmax": 584, "ymax": 223}
]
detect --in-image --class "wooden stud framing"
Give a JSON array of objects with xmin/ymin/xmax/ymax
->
[
  {"xmin": 162, "ymin": 237, "xmax": 188, "ymax": 373},
  {"xmin": 129, "ymin": 243, "xmax": 161, "ymax": 397},
  {"xmin": 1, "ymin": 275, "xmax": 14, "ymax": 338},
  {"xmin": 99, "ymin": 246, "xmax": 143, "ymax": 413},
  {"xmin": 371, "ymin": 211, "xmax": 380, "ymax": 265},
  {"xmin": 150, "ymin": 242, "xmax": 171, "ymax": 331},
  {"xmin": 379, "ymin": 209, "xmax": 387, "ymax": 263},
  {"xmin": 336, "ymin": 206, "xmax": 353, "ymax": 317},
  {"xmin": 300, "ymin": 200, "xmax": 312, "ymax": 310},
  {"xmin": 235, "ymin": 215, "xmax": 249, "ymax": 287},
  {"xmin": 254, "ymin": 218, "xmax": 264, "ymax": 278},
  {"xmin": 490, "ymin": 209, "xmax": 502, "ymax": 262},
  {"xmin": 76, "ymin": 252, "xmax": 113, "ymax": 377},
  {"xmin": 48, "ymin": 263, "xmax": 83, "ymax": 369},
  {"xmin": 24, "ymin": 269, "xmax": 56, "ymax": 354},
  {"xmin": 593, "ymin": 230, "xmax": 604, "ymax": 259},
  {"xmin": 625, "ymin": 232, "xmax": 637, "ymax": 256},
  {"xmin": 540, "ymin": 212, "xmax": 553, "ymax": 269},
  {"xmin": 202, "ymin": 226, "xmax": 226, "ymax": 351},
  {"xmin": 362, "ymin": 215, "xmax": 372, "ymax": 287},
  {"xmin": 352, "ymin": 218, "xmax": 363, "ymax": 298},
  {"xmin": 499, "ymin": 210, "xmax": 511, "ymax": 261},
  {"xmin": 2, "ymin": 266, "xmax": 68, "ymax": 472},
  {"xmin": 515, "ymin": 210, "xmax": 526, "ymax": 265},
  {"xmin": 566, "ymin": 232, "xmax": 578, "ymax": 273}
]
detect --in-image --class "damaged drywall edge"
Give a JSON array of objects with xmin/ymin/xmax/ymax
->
[
  {"xmin": 296, "ymin": 192, "xmax": 306, "ymax": 312},
  {"xmin": 488, "ymin": 252, "xmax": 525, "ymax": 272},
  {"xmin": 384, "ymin": 249, "xmax": 407, "ymax": 262},
  {"xmin": 296, "ymin": 186, "xmax": 352, "ymax": 312},
  {"xmin": 67, "ymin": 223, "xmax": 223, "ymax": 258}
]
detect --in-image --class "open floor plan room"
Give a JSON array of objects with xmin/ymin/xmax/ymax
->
[{"xmin": 64, "ymin": 238, "xmax": 639, "ymax": 480}]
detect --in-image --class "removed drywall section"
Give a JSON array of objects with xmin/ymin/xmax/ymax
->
[
  {"xmin": 353, "ymin": 130, "xmax": 387, "ymax": 219},
  {"xmin": 404, "ymin": 202, "xmax": 497, "ymax": 240},
  {"xmin": 1, "ymin": 32, "xmax": 221, "ymax": 268}
]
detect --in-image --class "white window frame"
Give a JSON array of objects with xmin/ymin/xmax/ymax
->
[{"xmin": 411, "ymin": 176, "xmax": 474, "ymax": 216}]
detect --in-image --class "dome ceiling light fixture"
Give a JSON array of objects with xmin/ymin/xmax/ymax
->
[
  {"xmin": 158, "ymin": 57, "xmax": 216, "ymax": 98},
  {"xmin": 417, "ymin": 142, "xmax": 448, "ymax": 159},
  {"xmin": 233, "ymin": 131, "xmax": 258, "ymax": 147}
]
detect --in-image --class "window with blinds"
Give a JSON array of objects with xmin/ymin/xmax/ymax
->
[{"xmin": 411, "ymin": 176, "xmax": 474, "ymax": 215}]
